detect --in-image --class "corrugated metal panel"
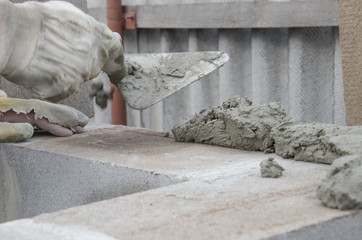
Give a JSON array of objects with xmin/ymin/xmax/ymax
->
[{"xmin": 123, "ymin": 27, "xmax": 346, "ymax": 131}]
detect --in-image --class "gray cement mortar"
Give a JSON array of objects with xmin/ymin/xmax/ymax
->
[
  {"xmin": 173, "ymin": 96, "xmax": 362, "ymax": 164},
  {"xmin": 172, "ymin": 96, "xmax": 293, "ymax": 152},
  {"xmin": 316, "ymin": 155, "xmax": 362, "ymax": 210},
  {"xmin": 260, "ymin": 157, "xmax": 284, "ymax": 178},
  {"xmin": 272, "ymin": 121, "xmax": 362, "ymax": 164},
  {"xmin": 172, "ymin": 96, "xmax": 362, "ymax": 209}
]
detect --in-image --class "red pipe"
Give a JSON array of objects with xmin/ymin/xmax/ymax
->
[{"xmin": 107, "ymin": 0, "xmax": 127, "ymax": 125}]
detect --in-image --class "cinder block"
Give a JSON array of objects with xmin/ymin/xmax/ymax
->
[{"xmin": 0, "ymin": 126, "xmax": 361, "ymax": 239}]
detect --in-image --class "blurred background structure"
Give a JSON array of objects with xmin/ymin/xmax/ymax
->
[
  {"xmin": 119, "ymin": 0, "xmax": 345, "ymax": 131},
  {"xmin": 3, "ymin": 0, "xmax": 345, "ymax": 131}
]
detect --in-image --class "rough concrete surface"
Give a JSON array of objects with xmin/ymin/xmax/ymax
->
[
  {"xmin": 260, "ymin": 157, "xmax": 284, "ymax": 178},
  {"xmin": 317, "ymin": 155, "xmax": 362, "ymax": 210},
  {"xmin": 272, "ymin": 121, "xmax": 362, "ymax": 164},
  {"xmin": 172, "ymin": 96, "xmax": 293, "ymax": 152},
  {"xmin": 173, "ymin": 97, "xmax": 362, "ymax": 210},
  {"xmin": 173, "ymin": 96, "xmax": 362, "ymax": 165},
  {"xmin": 0, "ymin": 140, "xmax": 179, "ymax": 223},
  {"xmin": 269, "ymin": 210, "xmax": 362, "ymax": 240},
  {"xmin": 0, "ymin": 126, "xmax": 360, "ymax": 239}
]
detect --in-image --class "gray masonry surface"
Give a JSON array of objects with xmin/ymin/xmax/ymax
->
[
  {"xmin": 0, "ymin": 126, "xmax": 360, "ymax": 239},
  {"xmin": 0, "ymin": 139, "xmax": 179, "ymax": 223}
]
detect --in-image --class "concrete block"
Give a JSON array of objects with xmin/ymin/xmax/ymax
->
[
  {"xmin": 0, "ymin": 126, "xmax": 360, "ymax": 239},
  {"xmin": 0, "ymin": 126, "xmax": 179, "ymax": 223}
]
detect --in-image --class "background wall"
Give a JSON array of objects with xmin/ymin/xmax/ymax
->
[
  {"xmin": 87, "ymin": 0, "xmax": 346, "ymax": 131},
  {"xmin": 339, "ymin": 0, "xmax": 362, "ymax": 126},
  {"xmin": 122, "ymin": 27, "xmax": 345, "ymax": 131}
]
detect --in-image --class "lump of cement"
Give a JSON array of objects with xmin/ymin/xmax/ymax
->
[
  {"xmin": 271, "ymin": 122, "xmax": 362, "ymax": 164},
  {"xmin": 260, "ymin": 157, "xmax": 284, "ymax": 178},
  {"xmin": 172, "ymin": 96, "xmax": 293, "ymax": 152},
  {"xmin": 173, "ymin": 96, "xmax": 362, "ymax": 166},
  {"xmin": 316, "ymin": 155, "xmax": 362, "ymax": 210}
]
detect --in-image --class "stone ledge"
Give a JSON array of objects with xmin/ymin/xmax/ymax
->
[{"xmin": 0, "ymin": 126, "xmax": 360, "ymax": 239}]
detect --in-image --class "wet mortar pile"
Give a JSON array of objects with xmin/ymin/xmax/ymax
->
[
  {"xmin": 172, "ymin": 96, "xmax": 362, "ymax": 210},
  {"xmin": 260, "ymin": 157, "xmax": 284, "ymax": 178}
]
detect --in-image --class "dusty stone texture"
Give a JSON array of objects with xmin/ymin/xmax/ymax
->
[
  {"xmin": 260, "ymin": 157, "xmax": 284, "ymax": 178},
  {"xmin": 317, "ymin": 155, "xmax": 362, "ymax": 210},
  {"xmin": 172, "ymin": 96, "xmax": 293, "ymax": 152},
  {"xmin": 271, "ymin": 122, "xmax": 362, "ymax": 164}
]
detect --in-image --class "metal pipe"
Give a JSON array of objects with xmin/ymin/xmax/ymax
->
[{"xmin": 107, "ymin": 0, "xmax": 127, "ymax": 125}]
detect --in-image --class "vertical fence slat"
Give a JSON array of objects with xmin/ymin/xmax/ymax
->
[
  {"xmin": 288, "ymin": 27, "xmax": 335, "ymax": 123},
  {"xmin": 125, "ymin": 27, "xmax": 343, "ymax": 130},
  {"xmin": 124, "ymin": 30, "xmax": 142, "ymax": 127},
  {"xmin": 251, "ymin": 29, "xmax": 289, "ymax": 110},
  {"xmin": 137, "ymin": 29, "xmax": 164, "ymax": 130},
  {"xmin": 188, "ymin": 29, "xmax": 219, "ymax": 113},
  {"xmin": 161, "ymin": 29, "xmax": 192, "ymax": 131},
  {"xmin": 333, "ymin": 28, "xmax": 346, "ymax": 125},
  {"xmin": 218, "ymin": 29, "xmax": 252, "ymax": 103}
]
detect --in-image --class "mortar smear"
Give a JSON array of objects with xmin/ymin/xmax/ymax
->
[
  {"xmin": 260, "ymin": 157, "xmax": 284, "ymax": 178},
  {"xmin": 172, "ymin": 96, "xmax": 293, "ymax": 152},
  {"xmin": 316, "ymin": 155, "xmax": 362, "ymax": 210}
]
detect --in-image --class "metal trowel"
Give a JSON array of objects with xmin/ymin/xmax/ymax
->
[{"xmin": 119, "ymin": 51, "xmax": 229, "ymax": 110}]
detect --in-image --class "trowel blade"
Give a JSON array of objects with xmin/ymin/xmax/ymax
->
[{"xmin": 119, "ymin": 51, "xmax": 229, "ymax": 110}]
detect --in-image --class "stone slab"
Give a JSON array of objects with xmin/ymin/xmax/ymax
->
[{"xmin": 0, "ymin": 126, "xmax": 360, "ymax": 239}]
